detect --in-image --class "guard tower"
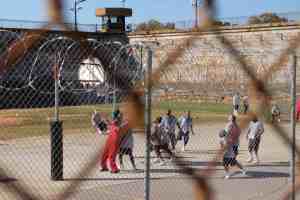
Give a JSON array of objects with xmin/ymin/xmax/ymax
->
[{"xmin": 96, "ymin": 8, "xmax": 132, "ymax": 33}]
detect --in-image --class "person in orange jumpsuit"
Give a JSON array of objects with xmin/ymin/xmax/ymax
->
[
  {"xmin": 100, "ymin": 110, "xmax": 129, "ymax": 173},
  {"xmin": 297, "ymin": 99, "xmax": 300, "ymax": 121}
]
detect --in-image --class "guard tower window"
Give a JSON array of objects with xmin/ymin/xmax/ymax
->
[{"xmin": 96, "ymin": 8, "xmax": 132, "ymax": 33}]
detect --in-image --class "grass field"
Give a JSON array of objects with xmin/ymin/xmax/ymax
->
[{"xmin": 0, "ymin": 101, "xmax": 232, "ymax": 140}]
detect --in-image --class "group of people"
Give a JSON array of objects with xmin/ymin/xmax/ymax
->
[
  {"xmin": 150, "ymin": 109, "xmax": 195, "ymax": 165},
  {"xmin": 92, "ymin": 108, "xmax": 195, "ymax": 171},
  {"xmin": 232, "ymin": 92, "xmax": 249, "ymax": 115},
  {"xmin": 219, "ymin": 92, "xmax": 267, "ymax": 179},
  {"xmin": 232, "ymin": 92, "xmax": 282, "ymax": 123},
  {"xmin": 219, "ymin": 113, "xmax": 265, "ymax": 179}
]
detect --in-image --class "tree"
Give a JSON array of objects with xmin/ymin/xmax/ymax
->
[
  {"xmin": 248, "ymin": 12, "xmax": 288, "ymax": 25},
  {"xmin": 135, "ymin": 19, "xmax": 176, "ymax": 32},
  {"xmin": 211, "ymin": 20, "xmax": 231, "ymax": 27}
]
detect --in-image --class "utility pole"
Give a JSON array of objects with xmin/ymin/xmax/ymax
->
[
  {"xmin": 70, "ymin": 0, "xmax": 87, "ymax": 31},
  {"xmin": 120, "ymin": 0, "xmax": 126, "ymax": 8},
  {"xmin": 192, "ymin": 0, "xmax": 202, "ymax": 28}
]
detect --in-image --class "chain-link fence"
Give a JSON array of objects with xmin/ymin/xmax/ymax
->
[
  {"xmin": 130, "ymin": 30, "xmax": 300, "ymax": 200},
  {"xmin": 1, "ymin": 0, "xmax": 300, "ymax": 200}
]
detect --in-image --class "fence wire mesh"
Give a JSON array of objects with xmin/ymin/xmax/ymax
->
[{"xmin": 0, "ymin": 0, "xmax": 300, "ymax": 200}]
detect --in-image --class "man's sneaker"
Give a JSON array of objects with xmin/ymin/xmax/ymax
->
[
  {"xmin": 110, "ymin": 170, "xmax": 120, "ymax": 174},
  {"xmin": 153, "ymin": 158, "xmax": 160, "ymax": 163},
  {"xmin": 100, "ymin": 168, "xmax": 108, "ymax": 172},
  {"xmin": 181, "ymin": 146, "xmax": 185, "ymax": 152},
  {"xmin": 253, "ymin": 160, "xmax": 260, "ymax": 165},
  {"xmin": 246, "ymin": 157, "xmax": 253, "ymax": 163},
  {"xmin": 224, "ymin": 174, "xmax": 230, "ymax": 179},
  {"xmin": 242, "ymin": 170, "xmax": 247, "ymax": 176}
]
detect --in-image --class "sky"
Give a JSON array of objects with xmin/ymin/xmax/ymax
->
[{"xmin": 0, "ymin": 0, "xmax": 299, "ymax": 25}]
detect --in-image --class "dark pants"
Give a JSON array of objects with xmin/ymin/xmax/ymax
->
[
  {"xmin": 119, "ymin": 148, "xmax": 136, "ymax": 168},
  {"xmin": 271, "ymin": 113, "xmax": 280, "ymax": 123},
  {"xmin": 181, "ymin": 131, "xmax": 190, "ymax": 146},
  {"xmin": 154, "ymin": 144, "xmax": 173, "ymax": 159},
  {"xmin": 248, "ymin": 137, "xmax": 261, "ymax": 153},
  {"xmin": 243, "ymin": 104, "xmax": 249, "ymax": 114},
  {"xmin": 233, "ymin": 104, "xmax": 239, "ymax": 112},
  {"xmin": 168, "ymin": 132, "xmax": 176, "ymax": 150}
]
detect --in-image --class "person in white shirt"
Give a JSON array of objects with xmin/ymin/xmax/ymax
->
[
  {"xmin": 232, "ymin": 92, "xmax": 240, "ymax": 116},
  {"xmin": 246, "ymin": 116, "xmax": 264, "ymax": 164},
  {"xmin": 161, "ymin": 109, "xmax": 179, "ymax": 150},
  {"xmin": 178, "ymin": 111, "xmax": 194, "ymax": 152}
]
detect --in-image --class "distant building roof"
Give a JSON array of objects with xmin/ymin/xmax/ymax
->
[{"xmin": 96, "ymin": 8, "xmax": 132, "ymax": 17}]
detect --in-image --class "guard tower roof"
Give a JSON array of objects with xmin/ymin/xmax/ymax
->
[{"xmin": 96, "ymin": 8, "xmax": 132, "ymax": 17}]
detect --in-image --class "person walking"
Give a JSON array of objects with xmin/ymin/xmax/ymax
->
[
  {"xmin": 271, "ymin": 104, "xmax": 281, "ymax": 123},
  {"xmin": 232, "ymin": 92, "xmax": 240, "ymax": 116},
  {"xmin": 151, "ymin": 117, "xmax": 174, "ymax": 165},
  {"xmin": 224, "ymin": 114, "xmax": 240, "ymax": 156},
  {"xmin": 161, "ymin": 109, "xmax": 179, "ymax": 150},
  {"xmin": 222, "ymin": 114, "xmax": 246, "ymax": 179},
  {"xmin": 246, "ymin": 116, "xmax": 264, "ymax": 164},
  {"xmin": 119, "ymin": 128, "xmax": 137, "ymax": 170},
  {"xmin": 178, "ymin": 111, "xmax": 195, "ymax": 152},
  {"xmin": 242, "ymin": 95, "xmax": 249, "ymax": 114}
]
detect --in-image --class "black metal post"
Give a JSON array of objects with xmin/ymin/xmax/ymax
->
[
  {"xmin": 50, "ymin": 61, "xmax": 63, "ymax": 181},
  {"xmin": 50, "ymin": 121, "xmax": 63, "ymax": 180},
  {"xmin": 74, "ymin": 0, "xmax": 78, "ymax": 31}
]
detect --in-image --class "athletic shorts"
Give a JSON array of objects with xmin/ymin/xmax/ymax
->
[
  {"xmin": 223, "ymin": 157, "xmax": 237, "ymax": 167},
  {"xmin": 234, "ymin": 105, "xmax": 239, "ymax": 111},
  {"xmin": 248, "ymin": 137, "xmax": 261, "ymax": 152}
]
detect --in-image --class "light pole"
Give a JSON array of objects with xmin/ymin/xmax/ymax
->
[
  {"xmin": 70, "ymin": 0, "xmax": 87, "ymax": 31},
  {"xmin": 192, "ymin": 0, "xmax": 202, "ymax": 28},
  {"xmin": 120, "ymin": 0, "xmax": 126, "ymax": 8}
]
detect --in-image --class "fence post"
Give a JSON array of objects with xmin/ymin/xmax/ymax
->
[
  {"xmin": 50, "ymin": 61, "xmax": 63, "ymax": 181},
  {"xmin": 144, "ymin": 47, "xmax": 152, "ymax": 200},
  {"xmin": 290, "ymin": 53, "xmax": 297, "ymax": 200}
]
